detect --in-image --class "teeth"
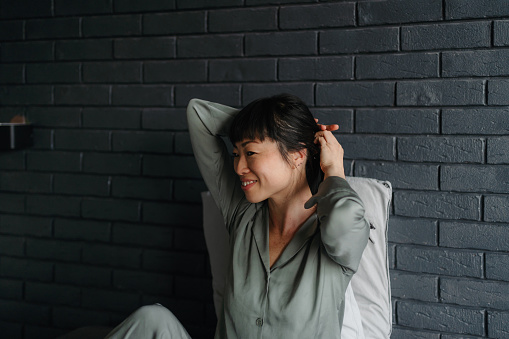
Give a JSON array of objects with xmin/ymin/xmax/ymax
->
[{"xmin": 242, "ymin": 180, "xmax": 256, "ymax": 187}]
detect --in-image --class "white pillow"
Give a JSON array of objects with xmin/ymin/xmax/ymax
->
[{"xmin": 201, "ymin": 176, "xmax": 392, "ymax": 339}]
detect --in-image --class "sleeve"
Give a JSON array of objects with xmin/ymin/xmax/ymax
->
[
  {"xmin": 186, "ymin": 98, "xmax": 247, "ymax": 232},
  {"xmin": 305, "ymin": 176, "xmax": 369, "ymax": 274}
]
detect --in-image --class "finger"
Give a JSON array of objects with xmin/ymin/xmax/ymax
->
[
  {"xmin": 325, "ymin": 124, "xmax": 339, "ymax": 131},
  {"xmin": 314, "ymin": 118, "xmax": 319, "ymax": 123}
]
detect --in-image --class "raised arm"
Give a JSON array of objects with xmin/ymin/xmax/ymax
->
[{"xmin": 186, "ymin": 98, "xmax": 246, "ymax": 229}]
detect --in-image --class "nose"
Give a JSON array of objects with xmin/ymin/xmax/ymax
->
[{"xmin": 234, "ymin": 155, "xmax": 249, "ymax": 176}]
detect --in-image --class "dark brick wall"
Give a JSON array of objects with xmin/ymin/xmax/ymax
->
[{"xmin": 0, "ymin": 1, "xmax": 508, "ymax": 338}]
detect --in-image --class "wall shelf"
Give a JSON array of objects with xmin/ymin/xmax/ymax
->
[{"xmin": 0, "ymin": 123, "xmax": 33, "ymax": 150}]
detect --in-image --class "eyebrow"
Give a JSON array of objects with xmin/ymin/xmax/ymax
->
[{"xmin": 233, "ymin": 140, "xmax": 257, "ymax": 149}]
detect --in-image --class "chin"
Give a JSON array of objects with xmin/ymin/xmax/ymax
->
[{"xmin": 244, "ymin": 193, "xmax": 265, "ymax": 204}]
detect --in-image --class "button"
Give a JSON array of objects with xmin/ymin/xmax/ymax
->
[{"xmin": 256, "ymin": 318, "xmax": 263, "ymax": 326}]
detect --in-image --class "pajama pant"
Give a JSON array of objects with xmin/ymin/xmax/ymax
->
[{"xmin": 105, "ymin": 304, "xmax": 192, "ymax": 339}]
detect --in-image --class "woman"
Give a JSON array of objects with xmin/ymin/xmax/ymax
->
[{"xmin": 106, "ymin": 94, "xmax": 369, "ymax": 339}]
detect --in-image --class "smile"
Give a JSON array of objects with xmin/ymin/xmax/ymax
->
[{"xmin": 241, "ymin": 180, "xmax": 257, "ymax": 187}]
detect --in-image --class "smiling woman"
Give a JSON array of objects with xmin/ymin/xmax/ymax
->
[{"xmin": 105, "ymin": 94, "xmax": 369, "ymax": 339}]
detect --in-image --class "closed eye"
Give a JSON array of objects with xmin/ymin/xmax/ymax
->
[
  {"xmin": 231, "ymin": 152, "xmax": 239, "ymax": 158},
  {"xmin": 246, "ymin": 151, "xmax": 256, "ymax": 156}
]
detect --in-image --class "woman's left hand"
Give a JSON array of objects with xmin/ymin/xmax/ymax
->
[{"xmin": 314, "ymin": 120, "xmax": 345, "ymax": 179}]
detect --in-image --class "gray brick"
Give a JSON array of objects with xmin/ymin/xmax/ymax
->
[
  {"xmin": 143, "ymin": 155, "xmax": 201, "ymax": 178},
  {"xmin": 390, "ymin": 327, "xmax": 440, "ymax": 339},
  {"xmin": 0, "ymin": 152, "xmax": 25, "ymax": 170},
  {"xmin": 441, "ymin": 165, "xmax": 509, "ymax": 193},
  {"xmin": 0, "ymin": 215, "xmax": 52, "ymax": 237},
  {"xmin": 174, "ymin": 228, "xmax": 206, "ymax": 251},
  {"xmin": 54, "ymin": 173, "xmax": 110, "ymax": 196},
  {"xmin": 0, "ymin": 257, "xmax": 53, "ymax": 282},
  {"xmin": 144, "ymin": 60, "xmax": 207, "ymax": 83},
  {"xmin": 397, "ymin": 246, "xmax": 483, "ymax": 278},
  {"xmin": 55, "ymin": 129, "xmax": 110, "ymax": 151},
  {"xmin": 177, "ymin": 35, "xmax": 243, "ymax": 58},
  {"xmin": 488, "ymin": 79, "xmax": 509, "ymax": 105},
  {"xmin": 389, "ymin": 217, "xmax": 437, "ymax": 245},
  {"xmin": 398, "ymin": 300, "xmax": 484, "ymax": 335},
  {"xmin": 488, "ymin": 137, "xmax": 509, "ymax": 164},
  {"xmin": 175, "ymin": 276, "xmax": 213, "ymax": 301},
  {"xmin": 440, "ymin": 334, "xmax": 486, "ymax": 339},
  {"xmin": 142, "ymin": 202, "xmax": 201, "ymax": 226},
  {"xmin": 0, "ymin": 235, "xmax": 24, "ymax": 256},
  {"xmin": 112, "ymin": 131, "xmax": 173, "ymax": 153},
  {"xmin": 0, "ymin": 21, "xmax": 23, "ymax": 41},
  {"xmin": 27, "ymin": 151, "xmax": 81, "ymax": 173},
  {"xmin": 279, "ymin": 56, "xmax": 352, "ymax": 81},
  {"xmin": 489, "ymin": 311, "xmax": 509, "ymax": 339},
  {"xmin": 441, "ymin": 278, "xmax": 509, "ymax": 310},
  {"xmin": 320, "ymin": 27, "xmax": 399, "ymax": 54},
  {"xmin": 144, "ymin": 11, "xmax": 205, "ymax": 35},
  {"xmin": 486, "ymin": 253, "xmax": 509, "ymax": 282},
  {"xmin": 112, "ymin": 176, "xmax": 172, "ymax": 200},
  {"xmin": 0, "ymin": 172, "xmax": 51, "ymax": 193},
  {"xmin": 56, "ymin": 40, "xmax": 113, "ymax": 61},
  {"xmin": 210, "ymin": 59, "xmax": 277, "ymax": 82},
  {"xmin": 391, "ymin": 271, "xmax": 438, "ymax": 301},
  {"xmin": 0, "ymin": 41, "xmax": 53, "ymax": 62},
  {"xmin": 485, "ymin": 195, "xmax": 509, "ymax": 223},
  {"xmin": 83, "ymin": 61, "xmax": 141, "ymax": 83},
  {"xmin": 0, "ymin": 85, "xmax": 53, "ymax": 105},
  {"xmin": 144, "ymin": 249, "xmax": 204, "ymax": 275},
  {"xmin": 388, "ymin": 244, "xmax": 396, "ymax": 269},
  {"xmin": 55, "ymin": 0, "xmax": 112, "ymax": 15},
  {"xmin": 356, "ymin": 108, "xmax": 439, "ymax": 134},
  {"xmin": 83, "ymin": 244, "xmax": 141, "ymax": 268},
  {"xmin": 0, "ymin": 300, "xmax": 50, "ymax": 326},
  {"xmin": 52, "ymin": 306, "xmax": 110, "ymax": 329},
  {"xmin": 280, "ymin": 3, "xmax": 354, "ymax": 29},
  {"xmin": 174, "ymin": 132, "xmax": 192, "ymax": 154},
  {"xmin": 0, "ymin": 320, "xmax": 22, "ymax": 338},
  {"xmin": 356, "ymin": 53, "xmax": 439, "ymax": 80},
  {"xmin": 316, "ymin": 82, "xmax": 394, "ymax": 107},
  {"xmin": 0, "ymin": 64, "xmax": 24, "ymax": 84},
  {"xmin": 112, "ymin": 222, "xmax": 172, "ymax": 248},
  {"xmin": 114, "ymin": 37, "xmax": 175, "ymax": 59},
  {"xmin": 114, "ymin": 0, "xmax": 176, "ymax": 12},
  {"xmin": 174, "ymin": 179, "xmax": 207, "ymax": 203},
  {"xmin": 82, "ymin": 198, "xmax": 140, "ymax": 222},
  {"xmin": 394, "ymin": 191, "xmax": 481, "ymax": 220},
  {"xmin": 356, "ymin": 161, "xmax": 438, "ymax": 190},
  {"xmin": 397, "ymin": 80, "xmax": 485, "ymax": 106},
  {"xmin": 398, "ymin": 137, "xmax": 484, "ymax": 163},
  {"xmin": 312, "ymin": 108, "xmax": 353, "ymax": 133},
  {"xmin": 31, "ymin": 129, "xmax": 52, "ymax": 150},
  {"xmin": 358, "ymin": 0, "xmax": 442, "ymax": 25},
  {"xmin": 177, "ymin": 0, "xmax": 241, "ymax": 9},
  {"xmin": 446, "ymin": 0, "xmax": 509, "ymax": 19},
  {"xmin": 83, "ymin": 15, "xmax": 141, "ymax": 37},
  {"xmin": 0, "ymin": 0, "xmax": 51, "ymax": 19},
  {"xmin": 26, "ymin": 282, "xmax": 80, "ymax": 306},
  {"xmin": 26, "ymin": 17, "xmax": 80, "ymax": 40},
  {"xmin": 112, "ymin": 85, "xmax": 173, "ymax": 106},
  {"xmin": 26, "ymin": 107, "xmax": 81, "ymax": 127},
  {"xmin": 494, "ymin": 20, "xmax": 509, "ymax": 46},
  {"xmin": 440, "ymin": 221, "xmax": 509, "ymax": 251},
  {"xmin": 83, "ymin": 108, "xmax": 141, "ymax": 129},
  {"xmin": 82, "ymin": 288, "xmax": 139, "ymax": 312},
  {"xmin": 142, "ymin": 108, "xmax": 188, "ymax": 130},
  {"xmin": 56, "ymin": 263, "xmax": 111, "ymax": 287},
  {"xmin": 113, "ymin": 270, "xmax": 173, "ymax": 296},
  {"xmin": 402, "ymin": 22, "xmax": 490, "ymax": 51},
  {"xmin": 443, "ymin": 50, "xmax": 509, "ymax": 77},
  {"xmin": 27, "ymin": 195, "xmax": 81, "ymax": 217},
  {"xmin": 339, "ymin": 135, "xmax": 395, "ymax": 160},
  {"xmin": 54, "ymin": 218, "xmax": 111, "ymax": 242},
  {"xmin": 242, "ymin": 83, "xmax": 313, "ymax": 106},
  {"xmin": 55, "ymin": 85, "xmax": 110, "ymax": 106},
  {"xmin": 210, "ymin": 8, "xmax": 277, "ymax": 32},
  {"xmin": 83, "ymin": 153, "xmax": 141, "ymax": 175},
  {"xmin": 176, "ymin": 84, "xmax": 240, "ymax": 107},
  {"xmin": 0, "ymin": 279, "xmax": 23, "ymax": 300},
  {"xmin": 246, "ymin": 32, "xmax": 316, "ymax": 56},
  {"xmin": 443, "ymin": 108, "xmax": 509, "ymax": 135},
  {"xmin": 25, "ymin": 325, "xmax": 65, "ymax": 339},
  {"xmin": 0, "ymin": 193, "xmax": 24, "ymax": 213}
]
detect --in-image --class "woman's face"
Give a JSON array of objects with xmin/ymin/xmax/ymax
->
[{"xmin": 233, "ymin": 138, "xmax": 298, "ymax": 203}]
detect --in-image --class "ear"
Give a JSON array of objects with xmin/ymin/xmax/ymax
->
[{"xmin": 292, "ymin": 149, "xmax": 307, "ymax": 168}]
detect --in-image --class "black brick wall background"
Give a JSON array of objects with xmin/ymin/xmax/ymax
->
[{"xmin": 0, "ymin": 0, "xmax": 508, "ymax": 338}]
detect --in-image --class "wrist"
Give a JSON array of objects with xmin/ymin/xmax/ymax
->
[{"xmin": 323, "ymin": 166, "xmax": 345, "ymax": 180}]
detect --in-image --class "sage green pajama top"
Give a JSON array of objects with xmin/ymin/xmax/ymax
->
[{"xmin": 187, "ymin": 99, "xmax": 369, "ymax": 339}]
